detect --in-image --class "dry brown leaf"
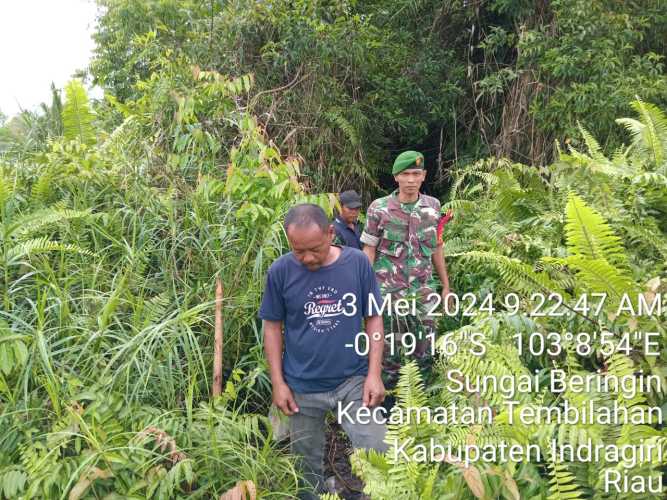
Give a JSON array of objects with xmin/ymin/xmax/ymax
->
[
  {"xmin": 434, "ymin": 451, "xmax": 485, "ymax": 499},
  {"xmin": 466, "ymin": 425, "xmax": 481, "ymax": 446},
  {"xmin": 244, "ymin": 481, "xmax": 257, "ymax": 500},
  {"xmin": 503, "ymin": 472, "xmax": 520, "ymax": 500},
  {"xmin": 69, "ymin": 467, "xmax": 113, "ymax": 500},
  {"xmin": 646, "ymin": 276, "xmax": 661, "ymax": 292},
  {"xmin": 220, "ymin": 480, "xmax": 257, "ymax": 500},
  {"xmin": 139, "ymin": 426, "xmax": 186, "ymax": 463},
  {"xmin": 642, "ymin": 291, "xmax": 656, "ymax": 305},
  {"xmin": 462, "ymin": 465, "xmax": 485, "ymax": 499},
  {"xmin": 435, "ymin": 451, "xmax": 463, "ymax": 466}
]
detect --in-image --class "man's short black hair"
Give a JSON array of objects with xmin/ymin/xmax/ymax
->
[{"xmin": 284, "ymin": 203, "xmax": 330, "ymax": 233}]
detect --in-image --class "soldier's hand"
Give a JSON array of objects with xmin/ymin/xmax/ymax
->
[
  {"xmin": 363, "ymin": 374, "xmax": 385, "ymax": 408},
  {"xmin": 442, "ymin": 287, "xmax": 454, "ymax": 312},
  {"xmin": 273, "ymin": 382, "xmax": 299, "ymax": 416}
]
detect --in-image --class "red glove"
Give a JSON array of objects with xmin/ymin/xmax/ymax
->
[{"xmin": 437, "ymin": 210, "xmax": 454, "ymax": 244}]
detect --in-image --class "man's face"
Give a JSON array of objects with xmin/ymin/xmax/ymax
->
[
  {"xmin": 394, "ymin": 168, "xmax": 426, "ymax": 196},
  {"xmin": 287, "ymin": 223, "xmax": 334, "ymax": 271},
  {"xmin": 340, "ymin": 205, "xmax": 360, "ymax": 225}
]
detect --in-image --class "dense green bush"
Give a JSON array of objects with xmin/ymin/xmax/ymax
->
[
  {"xmin": 352, "ymin": 106, "xmax": 667, "ymax": 496},
  {"xmin": 0, "ymin": 71, "xmax": 311, "ymax": 497},
  {"xmin": 88, "ymin": 0, "xmax": 666, "ymax": 185},
  {"xmin": 0, "ymin": 1, "xmax": 665, "ymax": 497}
]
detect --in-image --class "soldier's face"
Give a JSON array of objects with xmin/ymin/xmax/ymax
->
[
  {"xmin": 340, "ymin": 205, "xmax": 360, "ymax": 225},
  {"xmin": 287, "ymin": 224, "xmax": 334, "ymax": 271},
  {"xmin": 394, "ymin": 168, "xmax": 426, "ymax": 195}
]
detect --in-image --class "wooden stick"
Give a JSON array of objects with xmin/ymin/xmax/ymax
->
[{"xmin": 212, "ymin": 277, "xmax": 224, "ymax": 397}]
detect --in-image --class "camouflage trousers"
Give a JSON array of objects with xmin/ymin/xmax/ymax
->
[{"xmin": 381, "ymin": 297, "xmax": 438, "ymax": 391}]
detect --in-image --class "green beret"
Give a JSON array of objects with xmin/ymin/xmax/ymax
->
[{"xmin": 392, "ymin": 150, "xmax": 424, "ymax": 175}]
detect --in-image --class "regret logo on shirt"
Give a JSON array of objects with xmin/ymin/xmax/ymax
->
[{"xmin": 304, "ymin": 285, "xmax": 345, "ymax": 333}]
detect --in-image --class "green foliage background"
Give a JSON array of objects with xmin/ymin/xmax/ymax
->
[
  {"xmin": 0, "ymin": 0, "xmax": 665, "ymax": 498},
  {"xmin": 87, "ymin": 0, "xmax": 667, "ymax": 187}
]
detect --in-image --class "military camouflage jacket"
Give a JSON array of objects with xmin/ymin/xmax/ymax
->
[{"xmin": 360, "ymin": 190, "xmax": 441, "ymax": 297}]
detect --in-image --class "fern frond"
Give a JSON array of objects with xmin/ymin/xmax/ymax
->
[
  {"xmin": 632, "ymin": 172, "xmax": 667, "ymax": 187},
  {"xmin": 0, "ymin": 169, "xmax": 15, "ymax": 211},
  {"xmin": 420, "ymin": 466, "xmax": 439, "ymax": 499},
  {"xmin": 626, "ymin": 98, "xmax": 667, "ymax": 167},
  {"xmin": 616, "ymin": 117, "xmax": 646, "ymax": 149},
  {"xmin": 62, "ymin": 79, "xmax": 95, "ymax": 145},
  {"xmin": 443, "ymin": 237, "xmax": 470, "ymax": 255},
  {"xmin": 0, "ymin": 467, "xmax": 28, "ymax": 499},
  {"xmin": 5, "ymin": 237, "xmax": 92, "ymax": 264},
  {"xmin": 30, "ymin": 169, "xmax": 57, "ymax": 205},
  {"xmin": 448, "ymin": 158, "xmax": 500, "ymax": 199},
  {"xmin": 350, "ymin": 447, "xmax": 392, "ymax": 497},
  {"xmin": 10, "ymin": 208, "xmax": 93, "ymax": 238},
  {"xmin": 458, "ymin": 251, "xmax": 565, "ymax": 296},
  {"xmin": 441, "ymin": 324, "xmax": 536, "ymax": 408},
  {"xmin": 355, "ymin": 362, "xmax": 438, "ymax": 499},
  {"xmin": 154, "ymin": 459, "xmax": 194, "ymax": 498},
  {"xmin": 564, "ymin": 193, "xmax": 627, "ymax": 267},
  {"xmin": 554, "ymin": 420, "xmax": 605, "ymax": 449},
  {"xmin": 394, "ymin": 361, "xmax": 428, "ymax": 409},
  {"xmin": 607, "ymin": 354, "xmax": 646, "ymax": 406},
  {"xmin": 559, "ymin": 133, "xmax": 633, "ymax": 180},
  {"xmin": 562, "ymin": 255, "xmax": 635, "ymax": 303},
  {"xmin": 546, "ymin": 459, "xmax": 584, "ymax": 500},
  {"xmin": 620, "ymin": 221, "xmax": 667, "ymax": 260},
  {"xmin": 441, "ymin": 199, "xmax": 477, "ymax": 212},
  {"xmin": 324, "ymin": 109, "xmax": 360, "ymax": 146},
  {"xmin": 577, "ymin": 122, "xmax": 603, "ymax": 159}
]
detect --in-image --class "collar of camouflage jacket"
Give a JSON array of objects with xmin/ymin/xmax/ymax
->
[{"xmin": 388, "ymin": 189, "xmax": 430, "ymax": 211}]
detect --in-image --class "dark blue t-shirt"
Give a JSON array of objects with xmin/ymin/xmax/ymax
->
[
  {"xmin": 259, "ymin": 246, "xmax": 382, "ymax": 393},
  {"xmin": 333, "ymin": 217, "xmax": 362, "ymax": 249}
]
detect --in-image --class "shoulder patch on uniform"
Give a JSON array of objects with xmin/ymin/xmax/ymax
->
[
  {"xmin": 419, "ymin": 194, "xmax": 440, "ymax": 209},
  {"xmin": 371, "ymin": 195, "xmax": 391, "ymax": 209}
]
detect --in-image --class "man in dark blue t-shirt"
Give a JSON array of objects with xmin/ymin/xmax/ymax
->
[
  {"xmin": 333, "ymin": 190, "xmax": 363, "ymax": 249},
  {"xmin": 259, "ymin": 203, "xmax": 387, "ymax": 498}
]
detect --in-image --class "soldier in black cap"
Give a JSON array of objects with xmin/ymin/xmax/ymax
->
[{"xmin": 333, "ymin": 190, "xmax": 363, "ymax": 250}]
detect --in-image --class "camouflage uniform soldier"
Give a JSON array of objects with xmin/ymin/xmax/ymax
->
[{"xmin": 361, "ymin": 150, "xmax": 451, "ymax": 388}]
